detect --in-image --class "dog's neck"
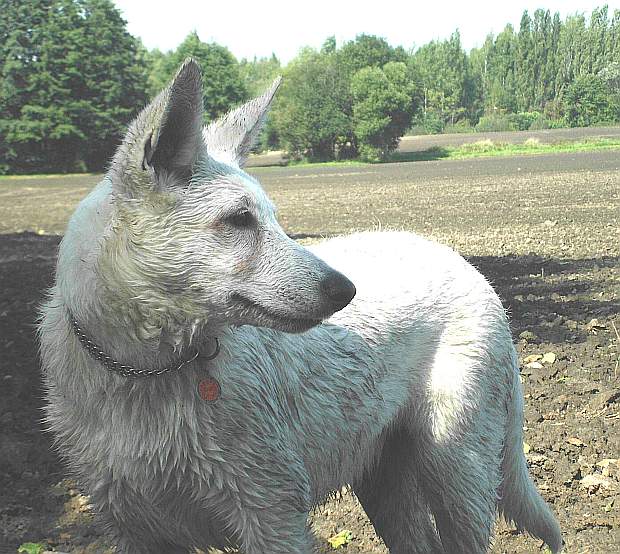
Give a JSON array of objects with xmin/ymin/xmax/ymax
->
[
  {"xmin": 63, "ymin": 289, "xmax": 220, "ymax": 374},
  {"xmin": 68, "ymin": 306, "xmax": 221, "ymax": 376}
]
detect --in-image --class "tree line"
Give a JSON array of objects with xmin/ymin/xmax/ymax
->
[{"xmin": 2, "ymin": 1, "xmax": 620, "ymax": 173}]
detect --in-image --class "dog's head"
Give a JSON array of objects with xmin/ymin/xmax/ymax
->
[{"xmin": 104, "ymin": 58, "xmax": 355, "ymax": 334}]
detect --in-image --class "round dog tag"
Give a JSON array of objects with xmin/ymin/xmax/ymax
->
[{"xmin": 198, "ymin": 377, "xmax": 221, "ymax": 401}]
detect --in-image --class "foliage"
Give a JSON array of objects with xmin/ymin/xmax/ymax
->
[
  {"xmin": 414, "ymin": 112, "xmax": 445, "ymax": 135},
  {"xmin": 272, "ymin": 36, "xmax": 415, "ymax": 161},
  {"xmin": 443, "ymin": 120, "xmax": 475, "ymax": 134},
  {"xmin": 598, "ymin": 61, "xmax": 620, "ymax": 91},
  {"xmin": 410, "ymin": 31, "xmax": 481, "ymax": 127},
  {"xmin": 351, "ymin": 62, "xmax": 417, "ymax": 161},
  {"xmin": 563, "ymin": 75, "xmax": 619, "ymax": 127},
  {"xmin": 475, "ymin": 114, "xmax": 517, "ymax": 132},
  {"xmin": 327, "ymin": 529, "xmax": 353, "ymax": 549},
  {"xmin": 337, "ymin": 34, "xmax": 407, "ymax": 78},
  {"xmin": 272, "ymin": 48, "xmax": 350, "ymax": 161},
  {"xmin": 239, "ymin": 55, "xmax": 281, "ymax": 98},
  {"xmin": 0, "ymin": 0, "xmax": 147, "ymax": 174},
  {"xmin": 18, "ymin": 544, "xmax": 46, "ymax": 554},
  {"xmin": 528, "ymin": 114, "xmax": 551, "ymax": 130},
  {"xmin": 507, "ymin": 111, "xmax": 543, "ymax": 131},
  {"xmin": 469, "ymin": 6, "xmax": 620, "ymax": 126}
]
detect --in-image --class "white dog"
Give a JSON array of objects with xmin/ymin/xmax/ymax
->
[{"xmin": 39, "ymin": 59, "xmax": 562, "ymax": 553}]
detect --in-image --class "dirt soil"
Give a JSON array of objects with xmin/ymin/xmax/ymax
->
[
  {"xmin": 0, "ymin": 149, "xmax": 619, "ymax": 553},
  {"xmin": 396, "ymin": 125, "xmax": 620, "ymax": 154}
]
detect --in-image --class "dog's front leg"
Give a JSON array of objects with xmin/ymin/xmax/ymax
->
[
  {"xmin": 239, "ymin": 505, "xmax": 314, "ymax": 554},
  {"xmin": 210, "ymin": 490, "xmax": 314, "ymax": 554}
]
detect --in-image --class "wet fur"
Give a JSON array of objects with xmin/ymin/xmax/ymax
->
[{"xmin": 39, "ymin": 59, "xmax": 562, "ymax": 553}]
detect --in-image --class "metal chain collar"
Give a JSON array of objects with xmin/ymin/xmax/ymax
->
[{"xmin": 70, "ymin": 317, "xmax": 219, "ymax": 378}]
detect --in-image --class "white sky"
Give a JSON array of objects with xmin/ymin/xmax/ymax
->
[{"xmin": 113, "ymin": 1, "xmax": 620, "ymax": 63}]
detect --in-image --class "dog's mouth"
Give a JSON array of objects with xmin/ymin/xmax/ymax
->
[{"xmin": 229, "ymin": 293, "xmax": 323, "ymax": 333}]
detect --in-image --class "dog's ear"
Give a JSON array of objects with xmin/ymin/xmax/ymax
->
[
  {"xmin": 112, "ymin": 58, "xmax": 203, "ymax": 196},
  {"xmin": 203, "ymin": 76, "xmax": 282, "ymax": 167},
  {"xmin": 142, "ymin": 58, "xmax": 204, "ymax": 178}
]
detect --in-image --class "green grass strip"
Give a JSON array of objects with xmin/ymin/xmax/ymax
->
[{"xmin": 389, "ymin": 137, "xmax": 620, "ymax": 163}]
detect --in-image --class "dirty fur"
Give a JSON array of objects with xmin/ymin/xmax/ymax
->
[{"xmin": 38, "ymin": 59, "xmax": 562, "ymax": 553}]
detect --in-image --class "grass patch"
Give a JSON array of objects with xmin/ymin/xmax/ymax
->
[
  {"xmin": 390, "ymin": 137, "xmax": 620, "ymax": 163},
  {"xmin": 283, "ymin": 158, "xmax": 369, "ymax": 169}
]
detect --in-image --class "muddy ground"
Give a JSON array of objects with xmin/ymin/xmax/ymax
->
[{"xmin": 0, "ymin": 149, "xmax": 618, "ymax": 553}]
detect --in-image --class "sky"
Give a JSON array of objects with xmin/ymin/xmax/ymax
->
[{"xmin": 113, "ymin": 1, "xmax": 620, "ymax": 64}]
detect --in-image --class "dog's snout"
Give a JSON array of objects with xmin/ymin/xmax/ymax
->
[{"xmin": 320, "ymin": 271, "xmax": 356, "ymax": 311}]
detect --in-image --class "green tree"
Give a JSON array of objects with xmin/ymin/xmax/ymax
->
[
  {"xmin": 531, "ymin": 9, "xmax": 556, "ymax": 110},
  {"xmin": 0, "ymin": 0, "xmax": 54, "ymax": 172},
  {"xmin": 411, "ymin": 31, "xmax": 480, "ymax": 125},
  {"xmin": 272, "ymin": 48, "xmax": 350, "ymax": 161},
  {"xmin": 272, "ymin": 36, "xmax": 411, "ymax": 161},
  {"xmin": 556, "ymin": 13, "xmax": 588, "ymax": 98},
  {"xmin": 335, "ymin": 34, "xmax": 409, "ymax": 150},
  {"xmin": 515, "ymin": 10, "xmax": 535, "ymax": 111},
  {"xmin": 321, "ymin": 36, "xmax": 337, "ymax": 55},
  {"xmin": 351, "ymin": 62, "xmax": 418, "ymax": 161},
  {"xmin": 587, "ymin": 5, "xmax": 611, "ymax": 75},
  {"xmin": 471, "ymin": 25, "xmax": 518, "ymax": 114},
  {"xmin": 337, "ymin": 34, "xmax": 407, "ymax": 78},
  {"xmin": 0, "ymin": 0, "xmax": 147, "ymax": 173}
]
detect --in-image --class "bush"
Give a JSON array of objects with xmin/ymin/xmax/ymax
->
[
  {"xmin": 357, "ymin": 144, "xmax": 383, "ymax": 162},
  {"xmin": 528, "ymin": 114, "xmax": 551, "ymax": 130},
  {"xmin": 409, "ymin": 113, "xmax": 444, "ymax": 135},
  {"xmin": 508, "ymin": 112, "xmax": 541, "ymax": 131},
  {"xmin": 443, "ymin": 120, "xmax": 474, "ymax": 134},
  {"xmin": 475, "ymin": 114, "xmax": 517, "ymax": 132},
  {"xmin": 545, "ymin": 119, "xmax": 566, "ymax": 129},
  {"xmin": 406, "ymin": 124, "xmax": 430, "ymax": 136},
  {"xmin": 420, "ymin": 113, "xmax": 445, "ymax": 134}
]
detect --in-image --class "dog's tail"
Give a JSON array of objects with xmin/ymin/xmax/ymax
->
[{"xmin": 498, "ymin": 351, "xmax": 563, "ymax": 553}]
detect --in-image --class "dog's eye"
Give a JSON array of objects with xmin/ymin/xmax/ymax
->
[{"xmin": 226, "ymin": 209, "xmax": 255, "ymax": 228}]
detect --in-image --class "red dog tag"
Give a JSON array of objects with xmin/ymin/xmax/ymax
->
[{"xmin": 198, "ymin": 377, "xmax": 221, "ymax": 401}]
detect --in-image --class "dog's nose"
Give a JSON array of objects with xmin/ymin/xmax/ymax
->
[{"xmin": 320, "ymin": 270, "xmax": 356, "ymax": 311}]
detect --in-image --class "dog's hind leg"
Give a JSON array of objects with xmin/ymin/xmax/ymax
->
[
  {"xmin": 415, "ymin": 395, "xmax": 507, "ymax": 554},
  {"xmin": 354, "ymin": 428, "xmax": 445, "ymax": 554}
]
